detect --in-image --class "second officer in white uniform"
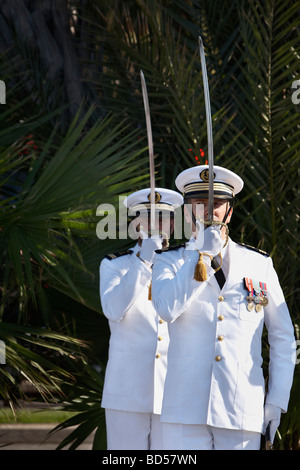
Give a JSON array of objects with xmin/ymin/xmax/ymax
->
[
  {"xmin": 151, "ymin": 165, "xmax": 295, "ymax": 450},
  {"xmin": 100, "ymin": 187, "xmax": 183, "ymax": 450}
]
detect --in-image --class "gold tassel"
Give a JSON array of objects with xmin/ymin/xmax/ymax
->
[
  {"xmin": 148, "ymin": 282, "xmax": 152, "ymax": 300},
  {"xmin": 194, "ymin": 252, "xmax": 212, "ymax": 282},
  {"xmin": 194, "ymin": 252, "xmax": 207, "ymax": 282}
]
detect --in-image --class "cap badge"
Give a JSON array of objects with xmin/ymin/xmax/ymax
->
[
  {"xmin": 147, "ymin": 191, "xmax": 162, "ymax": 203},
  {"xmin": 200, "ymin": 169, "xmax": 215, "ymax": 182}
]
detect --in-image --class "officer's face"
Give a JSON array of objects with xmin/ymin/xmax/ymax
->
[
  {"xmin": 184, "ymin": 198, "xmax": 233, "ymax": 237},
  {"xmin": 193, "ymin": 198, "xmax": 232, "ymax": 222},
  {"xmin": 134, "ymin": 212, "xmax": 175, "ymax": 238}
]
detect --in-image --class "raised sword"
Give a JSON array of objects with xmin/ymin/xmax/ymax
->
[
  {"xmin": 198, "ymin": 36, "xmax": 214, "ymax": 222},
  {"xmin": 140, "ymin": 70, "xmax": 155, "ymax": 234}
]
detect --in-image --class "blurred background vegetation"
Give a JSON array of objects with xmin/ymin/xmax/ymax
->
[{"xmin": 0, "ymin": 0, "xmax": 299, "ymax": 449}]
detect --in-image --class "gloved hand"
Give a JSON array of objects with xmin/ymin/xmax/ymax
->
[
  {"xmin": 139, "ymin": 236, "xmax": 163, "ymax": 264},
  {"xmin": 186, "ymin": 224, "xmax": 224, "ymax": 257},
  {"xmin": 263, "ymin": 403, "xmax": 281, "ymax": 443}
]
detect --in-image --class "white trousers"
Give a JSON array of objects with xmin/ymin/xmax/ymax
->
[
  {"xmin": 105, "ymin": 409, "xmax": 164, "ymax": 450},
  {"xmin": 161, "ymin": 422, "xmax": 261, "ymax": 450}
]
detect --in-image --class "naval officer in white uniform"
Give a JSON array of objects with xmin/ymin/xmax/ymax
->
[
  {"xmin": 151, "ymin": 165, "xmax": 295, "ymax": 450},
  {"xmin": 100, "ymin": 187, "xmax": 183, "ymax": 450}
]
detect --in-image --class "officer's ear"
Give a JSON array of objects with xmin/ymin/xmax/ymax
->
[
  {"xmin": 225, "ymin": 208, "xmax": 233, "ymax": 224},
  {"xmin": 224, "ymin": 201, "xmax": 234, "ymax": 225}
]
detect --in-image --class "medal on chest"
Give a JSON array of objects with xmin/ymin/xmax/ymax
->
[{"xmin": 244, "ymin": 278, "xmax": 268, "ymax": 312}]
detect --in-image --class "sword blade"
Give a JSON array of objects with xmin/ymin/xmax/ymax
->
[
  {"xmin": 140, "ymin": 70, "xmax": 155, "ymax": 232},
  {"xmin": 198, "ymin": 36, "xmax": 214, "ymax": 222}
]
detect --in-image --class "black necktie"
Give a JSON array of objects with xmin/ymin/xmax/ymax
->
[{"xmin": 211, "ymin": 257, "xmax": 226, "ymax": 290}]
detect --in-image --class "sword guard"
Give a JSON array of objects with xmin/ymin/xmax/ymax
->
[
  {"xmin": 139, "ymin": 227, "xmax": 169, "ymax": 248},
  {"xmin": 264, "ymin": 423, "xmax": 275, "ymax": 450},
  {"xmin": 265, "ymin": 441, "xmax": 274, "ymax": 450},
  {"xmin": 196, "ymin": 218, "xmax": 229, "ymax": 249}
]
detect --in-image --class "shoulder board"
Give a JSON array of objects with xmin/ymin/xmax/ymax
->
[
  {"xmin": 105, "ymin": 249, "xmax": 133, "ymax": 260},
  {"xmin": 237, "ymin": 242, "xmax": 269, "ymax": 257},
  {"xmin": 155, "ymin": 243, "xmax": 185, "ymax": 254}
]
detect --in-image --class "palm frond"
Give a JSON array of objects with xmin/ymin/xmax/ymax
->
[
  {"xmin": 0, "ymin": 322, "xmax": 86, "ymax": 406},
  {"xmin": 0, "ymin": 106, "xmax": 148, "ymax": 320}
]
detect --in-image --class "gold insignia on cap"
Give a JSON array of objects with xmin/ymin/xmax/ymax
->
[
  {"xmin": 200, "ymin": 169, "xmax": 215, "ymax": 182},
  {"xmin": 148, "ymin": 192, "xmax": 162, "ymax": 203}
]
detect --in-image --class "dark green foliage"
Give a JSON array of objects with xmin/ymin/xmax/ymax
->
[{"xmin": 0, "ymin": 0, "xmax": 299, "ymax": 449}]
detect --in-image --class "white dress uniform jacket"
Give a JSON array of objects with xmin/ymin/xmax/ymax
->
[
  {"xmin": 100, "ymin": 243, "xmax": 169, "ymax": 414},
  {"xmin": 151, "ymin": 239, "xmax": 295, "ymax": 433}
]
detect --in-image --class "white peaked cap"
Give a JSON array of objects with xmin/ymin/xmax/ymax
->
[
  {"xmin": 175, "ymin": 165, "xmax": 244, "ymax": 199},
  {"xmin": 124, "ymin": 187, "xmax": 183, "ymax": 213}
]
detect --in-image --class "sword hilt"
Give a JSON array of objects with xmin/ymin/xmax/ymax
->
[
  {"xmin": 265, "ymin": 423, "xmax": 274, "ymax": 450},
  {"xmin": 195, "ymin": 218, "xmax": 229, "ymax": 249}
]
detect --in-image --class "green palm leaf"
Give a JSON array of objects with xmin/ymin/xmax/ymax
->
[
  {"xmin": 0, "ymin": 0, "xmax": 299, "ymax": 450},
  {"xmin": 0, "ymin": 321, "xmax": 85, "ymax": 406},
  {"xmin": 0, "ymin": 105, "xmax": 148, "ymax": 320}
]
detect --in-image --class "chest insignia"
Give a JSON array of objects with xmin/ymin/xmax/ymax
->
[{"xmin": 244, "ymin": 278, "xmax": 268, "ymax": 312}]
